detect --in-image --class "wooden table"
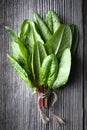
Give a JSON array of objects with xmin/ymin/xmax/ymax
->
[{"xmin": 0, "ymin": 0, "xmax": 86, "ymax": 130}]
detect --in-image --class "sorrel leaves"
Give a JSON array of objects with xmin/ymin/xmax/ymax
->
[
  {"xmin": 45, "ymin": 24, "xmax": 72, "ymax": 58},
  {"xmin": 46, "ymin": 10, "xmax": 61, "ymax": 34},
  {"xmin": 32, "ymin": 41, "xmax": 47, "ymax": 84},
  {"xmin": 19, "ymin": 20, "xmax": 44, "ymax": 54},
  {"xmin": 52, "ymin": 48, "xmax": 71, "ymax": 88},
  {"xmin": 34, "ymin": 12, "xmax": 52, "ymax": 42},
  {"xmin": 40, "ymin": 54, "xmax": 58, "ymax": 87},
  {"xmin": 70, "ymin": 24, "xmax": 79, "ymax": 57},
  {"xmin": 7, "ymin": 54, "xmax": 35, "ymax": 88},
  {"xmin": 6, "ymin": 10, "xmax": 78, "ymax": 91}
]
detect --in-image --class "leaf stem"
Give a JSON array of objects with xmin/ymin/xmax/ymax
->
[{"xmin": 38, "ymin": 85, "xmax": 47, "ymax": 109}]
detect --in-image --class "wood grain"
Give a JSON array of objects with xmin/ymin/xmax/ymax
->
[
  {"xmin": 0, "ymin": 0, "xmax": 83, "ymax": 130},
  {"xmin": 83, "ymin": 0, "xmax": 87, "ymax": 130}
]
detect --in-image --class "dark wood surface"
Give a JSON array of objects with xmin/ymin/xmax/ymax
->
[
  {"xmin": 0, "ymin": 0, "xmax": 85, "ymax": 130},
  {"xmin": 84, "ymin": 0, "xmax": 87, "ymax": 130}
]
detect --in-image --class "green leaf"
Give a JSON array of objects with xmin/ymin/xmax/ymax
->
[
  {"xmin": 34, "ymin": 12, "xmax": 52, "ymax": 42},
  {"xmin": 46, "ymin": 10, "xmax": 61, "ymax": 34},
  {"xmin": 57, "ymin": 25, "xmax": 72, "ymax": 58},
  {"xmin": 11, "ymin": 41, "xmax": 24, "ymax": 64},
  {"xmin": 5, "ymin": 26, "xmax": 34, "ymax": 80},
  {"xmin": 5, "ymin": 26, "xmax": 18, "ymax": 42},
  {"xmin": 52, "ymin": 48, "xmax": 71, "ymax": 89},
  {"xmin": 19, "ymin": 20, "xmax": 44, "ymax": 54},
  {"xmin": 70, "ymin": 24, "xmax": 79, "ymax": 57},
  {"xmin": 5, "ymin": 26, "xmax": 28, "ymax": 62},
  {"xmin": 45, "ymin": 24, "xmax": 72, "ymax": 58},
  {"xmin": 45, "ymin": 24, "xmax": 65, "ymax": 55},
  {"xmin": 11, "ymin": 41, "xmax": 33, "ymax": 79},
  {"xmin": 40, "ymin": 54, "xmax": 58, "ymax": 87},
  {"xmin": 7, "ymin": 54, "xmax": 35, "ymax": 88},
  {"xmin": 32, "ymin": 41, "xmax": 47, "ymax": 84}
]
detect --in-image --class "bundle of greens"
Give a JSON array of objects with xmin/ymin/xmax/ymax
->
[{"xmin": 5, "ymin": 10, "xmax": 78, "ymax": 124}]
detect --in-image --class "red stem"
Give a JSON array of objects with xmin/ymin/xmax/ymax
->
[{"xmin": 38, "ymin": 85, "xmax": 47, "ymax": 109}]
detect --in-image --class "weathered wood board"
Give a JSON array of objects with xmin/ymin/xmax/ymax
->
[{"xmin": 0, "ymin": 0, "xmax": 83, "ymax": 130}]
